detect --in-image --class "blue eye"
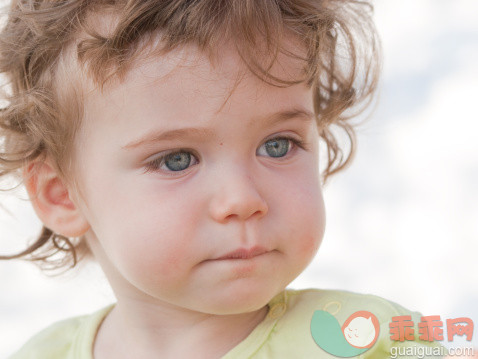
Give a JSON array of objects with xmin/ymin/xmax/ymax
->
[
  {"xmin": 164, "ymin": 152, "xmax": 191, "ymax": 171},
  {"xmin": 265, "ymin": 138, "xmax": 290, "ymax": 157}
]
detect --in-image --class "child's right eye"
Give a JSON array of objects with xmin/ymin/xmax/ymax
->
[{"xmin": 144, "ymin": 150, "xmax": 199, "ymax": 173}]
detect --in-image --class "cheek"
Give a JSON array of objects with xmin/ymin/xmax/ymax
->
[
  {"xmin": 85, "ymin": 179, "xmax": 203, "ymax": 278},
  {"xmin": 293, "ymin": 196, "xmax": 325, "ymax": 257},
  {"xmin": 129, "ymin": 184, "xmax": 204, "ymax": 258},
  {"xmin": 271, "ymin": 168, "xmax": 326, "ymax": 255}
]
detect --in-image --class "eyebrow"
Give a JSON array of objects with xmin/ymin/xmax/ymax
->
[{"xmin": 122, "ymin": 108, "xmax": 315, "ymax": 150}]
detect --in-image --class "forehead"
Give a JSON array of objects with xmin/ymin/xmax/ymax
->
[{"xmin": 81, "ymin": 39, "xmax": 310, "ymax": 112}]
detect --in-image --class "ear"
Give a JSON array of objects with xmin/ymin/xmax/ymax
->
[{"xmin": 23, "ymin": 160, "xmax": 90, "ymax": 237}]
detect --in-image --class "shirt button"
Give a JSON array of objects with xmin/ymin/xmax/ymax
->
[
  {"xmin": 268, "ymin": 302, "xmax": 287, "ymax": 319},
  {"xmin": 323, "ymin": 301, "xmax": 341, "ymax": 315}
]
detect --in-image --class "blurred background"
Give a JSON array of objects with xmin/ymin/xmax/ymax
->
[{"xmin": 1, "ymin": 0, "xmax": 477, "ymax": 356}]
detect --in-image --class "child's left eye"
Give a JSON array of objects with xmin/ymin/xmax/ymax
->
[{"xmin": 257, "ymin": 137, "xmax": 303, "ymax": 158}]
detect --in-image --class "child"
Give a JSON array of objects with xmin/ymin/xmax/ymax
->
[{"xmin": 0, "ymin": 0, "xmax": 449, "ymax": 358}]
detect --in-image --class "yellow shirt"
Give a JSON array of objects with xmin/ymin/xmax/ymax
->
[{"xmin": 9, "ymin": 289, "xmax": 445, "ymax": 358}]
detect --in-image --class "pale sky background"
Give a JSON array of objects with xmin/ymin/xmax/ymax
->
[{"xmin": 1, "ymin": 1, "xmax": 477, "ymax": 357}]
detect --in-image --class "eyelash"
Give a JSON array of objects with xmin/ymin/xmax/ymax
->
[{"xmin": 143, "ymin": 135, "xmax": 307, "ymax": 175}]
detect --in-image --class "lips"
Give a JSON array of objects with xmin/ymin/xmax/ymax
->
[{"xmin": 216, "ymin": 246, "xmax": 268, "ymax": 260}]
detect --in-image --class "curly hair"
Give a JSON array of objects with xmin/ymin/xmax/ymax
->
[{"xmin": 0, "ymin": 0, "xmax": 381, "ymax": 270}]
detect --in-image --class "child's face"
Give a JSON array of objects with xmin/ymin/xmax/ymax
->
[{"xmin": 72, "ymin": 43, "xmax": 325, "ymax": 314}]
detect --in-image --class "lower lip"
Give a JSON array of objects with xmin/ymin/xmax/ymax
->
[
  {"xmin": 203, "ymin": 250, "xmax": 273, "ymax": 267},
  {"xmin": 210, "ymin": 252, "xmax": 272, "ymax": 277}
]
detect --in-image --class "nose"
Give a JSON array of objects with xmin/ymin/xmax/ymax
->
[{"xmin": 208, "ymin": 167, "xmax": 268, "ymax": 223}]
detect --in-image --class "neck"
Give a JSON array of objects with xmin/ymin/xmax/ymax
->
[{"xmin": 94, "ymin": 297, "xmax": 269, "ymax": 359}]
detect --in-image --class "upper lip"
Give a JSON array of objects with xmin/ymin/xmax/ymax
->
[{"xmin": 216, "ymin": 246, "xmax": 268, "ymax": 260}]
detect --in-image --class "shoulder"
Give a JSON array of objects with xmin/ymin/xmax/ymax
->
[
  {"xmin": 245, "ymin": 288, "xmax": 443, "ymax": 358},
  {"xmin": 9, "ymin": 305, "xmax": 114, "ymax": 359},
  {"xmin": 284, "ymin": 288, "xmax": 419, "ymax": 321},
  {"xmin": 9, "ymin": 315, "xmax": 86, "ymax": 359}
]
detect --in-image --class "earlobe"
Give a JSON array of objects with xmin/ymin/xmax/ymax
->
[{"xmin": 23, "ymin": 160, "xmax": 90, "ymax": 238}]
